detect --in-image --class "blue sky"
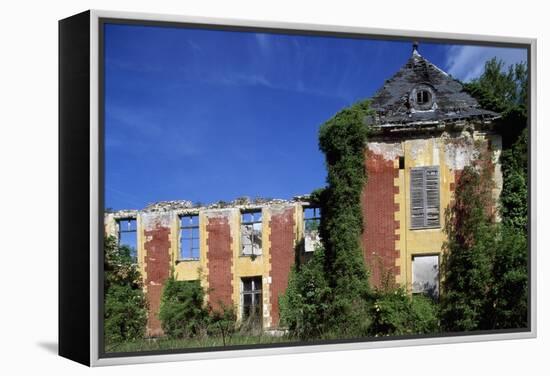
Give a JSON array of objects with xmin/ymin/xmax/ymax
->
[{"xmin": 104, "ymin": 23, "xmax": 527, "ymax": 210}]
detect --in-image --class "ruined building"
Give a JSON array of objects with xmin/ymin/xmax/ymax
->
[{"xmin": 105, "ymin": 43, "xmax": 502, "ymax": 336}]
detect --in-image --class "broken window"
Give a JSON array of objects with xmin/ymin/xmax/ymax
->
[
  {"xmin": 241, "ymin": 210, "xmax": 262, "ymax": 256},
  {"xmin": 117, "ymin": 218, "xmax": 137, "ymax": 261},
  {"xmin": 410, "ymin": 166, "xmax": 440, "ymax": 229},
  {"xmin": 303, "ymin": 207, "xmax": 321, "ymax": 253},
  {"xmin": 412, "ymin": 254, "xmax": 439, "ymax": 299},
  {"xmin": 242, "ymin": 276, "xmax": 262, "ymax": 324},
  {"xmin": 180, "ymin": 214, "xmax": 200, "ymax": 261}
]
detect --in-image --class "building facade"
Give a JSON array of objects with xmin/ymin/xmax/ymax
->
[{"xmin": 105, "ymin": 44, "xmax": 503, "ymax": 336}]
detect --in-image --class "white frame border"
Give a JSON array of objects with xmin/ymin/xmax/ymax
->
[{"xmin": 88, "ymin": 9, "xmax": 537, "ymax": 367}]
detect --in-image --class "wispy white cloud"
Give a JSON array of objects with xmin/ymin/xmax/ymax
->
[
  {"xmin": 444, "ymin": 45, "xmax": 527, "ymax": 82},
  {"xmin": 187, "ymin": 39, "xmax": 202, "ymax": 52},
  {"xmin": 105, "ymin": 105, "xmax": 201, "ymax": 158},
  {"xmin": 255, "ymin": 33, "xmax": 271, "ymax": 56}
]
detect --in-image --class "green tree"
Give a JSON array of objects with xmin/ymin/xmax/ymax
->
[
  {"xmin": 462, "ymin": 57, "xmax": 529, "ymax": 330},
  {"xmin": 440, "ymin": 163, "xmax": 498, "ymax": 332},
  {"xmin": 159, "ymin": 278, "xmax": 209, "ymax": 339},
  {"xmin": 464, "ymin": 57, "xmax": 527, "ymax": 149},
  {"xmin": 207, "ymin": 304, "xmax": 237, "ymax": 346},
  {"xmin": 317, "ymin": 100, "xmax": 373, "ymax": 336},
  {"xmin": 279, "ymin": 247, "xmax": 332, "ymax": 339},
  {"xmin": 499, "ymin": 127, "xmax": 528, "ymax": 231},
  {"xmin": 104, "ymin": 236, "xmax": 148, "ymax": 343},
  {"xmin": 369, "ymin": 287, "xmax": 439, "ymax": 336}
]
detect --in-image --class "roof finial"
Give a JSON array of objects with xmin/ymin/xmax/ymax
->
[{"xmin": 412, "ymin": 41, "xmax": 419, "ymax": 54}]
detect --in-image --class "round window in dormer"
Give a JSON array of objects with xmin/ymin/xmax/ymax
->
[
  {"xmin": 410, "ymin": 85, "xmax": 436, "ymax": 111},
  {"xmin": 416, "ymin": 90, "xmax": 431, "ymax": 105}
]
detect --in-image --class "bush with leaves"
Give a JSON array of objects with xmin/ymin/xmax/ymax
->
[
  {"xmin": 207, "ymin": 304, "xmax": 237, "ymax": 346},
  {"xmin": 317, "ymin": 100, "xmax": 373, "ymax": 336},
  {"xmin": 460, "ymin": 57, "xmax": 529, "ymax": 330},
  {"xmin": 369, "ymin": 288, "xmax": 439, "ymax": 337},
  {"xmin": 440, "ymin": 161, "xmax": 498, "ymax": 332},
  {"xmin": 489, "ymin": 224, "xmax": 528, "ymax": 329},
  {"xmin": 104, "ymin": 236, "xmax": 147, "ymax": 344},
  {"xmin": 279, "ymin": 246, "xmax": 332, "ymax": 340},
  {"xmin": 159, "ymin": 278, "xmax": 209, "ymax": 339}
]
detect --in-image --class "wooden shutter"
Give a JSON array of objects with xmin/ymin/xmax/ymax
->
[
  {"xmin": 425, "ymin": 167, "xmax": 440, "ymax": 227},
  {"xmin": 410, "ymin": 168, "xmax": 426, "ymax": 228},
  {"xmin": 410, "ymin": 166, "xmax": 440, "ymax": 228}
]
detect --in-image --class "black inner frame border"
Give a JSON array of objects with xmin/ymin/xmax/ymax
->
[{"xmin": 97, "ymin": 16, "xmax": 533, "ymax": 359}]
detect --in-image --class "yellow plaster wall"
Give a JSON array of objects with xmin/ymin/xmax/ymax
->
[
  {"xmin": 231, "ymin": 208, "xmax": 271, "ymax": 324},
  {"xmin": 394, "ymin": 160, "xmax": 406, "ymax": 286},
  {"xmin": 136, "ymin": 213, "xmax": 147, "ymax": 293},
  {"xmin": 400, "ymin": 137, "xmax": 451, "ymax": 293},
  {"xmin": 171, "ymin": 213, "xmax": 207, "ymax": 283}
]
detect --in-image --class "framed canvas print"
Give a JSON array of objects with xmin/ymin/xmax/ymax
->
[{"xmin": 58, "ymin": 9, "xmax": 537, "ymax": 366}]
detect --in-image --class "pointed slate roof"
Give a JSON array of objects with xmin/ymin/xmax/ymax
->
[{"xmin": 367, "ymin": 44, "xmax": 499, "ymax": 128}]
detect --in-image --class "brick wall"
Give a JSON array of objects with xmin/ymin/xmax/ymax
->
[
  {"xmin": 206, "ymin": 216, "xmax": 233, "ymax": 312},
  {"xmin": 268, "ymin": 207, "xmax": 296, "ymax": 327},
  {"xmin": 362, "ymin": 151, "xmax": 400, "ymax": 288},
  {"xmin": 144, "ymin": 225, "xmax": 171, "ymax": 337}
]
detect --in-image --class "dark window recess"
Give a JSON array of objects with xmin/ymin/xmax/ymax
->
[
  {"xmin": 241, "ymin": 211, "xmax": 262, "ymax": 256},
  {"xmin": 416, "ymin": 90, "xmax": 431, "ymax": 104},
  {"xmin": 303, "ymin": 207, "xmax": 321, "ymax": 253},
  {"xmin": 242, "ymin": 276, "xmax": 262, "ymax": 323},
  {"xmin": 410, "ymin": 166, "xmax": 440, "ymax": 229},
  {"xmin": 117, "ymin": 218, "xmax": 138, "ymax": 261},
  {"xmin": 180, "ymin": 215, "xmax": 200, "ymax": 260},
  {"xmin": 399, "ymin": 156, "xmax": 405, "ymax": 170}
]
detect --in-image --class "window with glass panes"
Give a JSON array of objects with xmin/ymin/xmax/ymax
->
[
  {"xmin": 180, "ymin": 214, "xmax": 200, "ymax": 260},
  {"xmin": 241, "ymin": 276, "xmax": 262, "ymax": 321},
  {"xmin": 117, "ymin": 218, "xmax": 137, "ymax": 261},
  {"xmin": 241, "ymin": 210, "xmax": 262, "ymax": 256}
]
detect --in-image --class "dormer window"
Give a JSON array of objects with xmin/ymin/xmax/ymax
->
[
  {"xmin": 410, "ymin": 85, "xmax": 435, "ymax": 111},
  {"xmin": 417, "ymin": 90, "xmax": 431, "ymax": 105}
]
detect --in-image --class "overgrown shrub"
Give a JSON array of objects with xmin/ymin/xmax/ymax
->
[
  {"xmin": 159, "ymin": 278, "xmax": 209, "ymax": 339},
  {"xmin": 489, "ymin": 224, "xmax": 528, "ymax": 329},
  {"xmin": 279, "ymin": 247, "xmax": 332, "ymax": 340},
  {"xmin": 444, "ymin": 58, "xmax": 529, "ymax": 331},
  {"xmin": 207, "ymin": 304, "xmax": 237, "ymax": 346},
  {"xmin": 369, "ymin": 288, "xmax": 439, "ymax": 336},
  {"xmin": 104, "ymin": 236, "xmax": 147, "ymax": 344},
  {"xmin": 317, "ymin": 100, "xmax": 373, "ymax": 336},
  {"xmin": 440, "ymin": 163, "xmax": 498, "ymax": 332},
  {"xmin": 105, "ymin": 284, "xmax": 148, "ymax": 343}
]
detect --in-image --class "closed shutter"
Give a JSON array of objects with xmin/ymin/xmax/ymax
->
[
  {"xmin": 410, "ymin": 166, "xmax": 440, "ymax": 228},
  {"xmin": 410, "ymin": 168, "xmax": 426, "ymax": 228},
  {"xmin": 425, "ymin": 167, "xmax": 440, "ymax": 227}
]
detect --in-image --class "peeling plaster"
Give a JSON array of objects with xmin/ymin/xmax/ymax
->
[
  {"xmin": 443, "ymin": 135, "xmax": 479, "ymax": 171},
  {"xmin": 367, "ymin": 142, "xmax": 403, "ymax": 161},
  {"xmin": 141, "ymin": 211, "xmax": 173, "ymax": 230},
  {"xmin": 203, "ymin": 209, "xmax": 234, "ymax": 220}
]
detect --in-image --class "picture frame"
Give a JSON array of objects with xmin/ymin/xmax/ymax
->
[{"xmin": 59, "ymin": 9, "xmax": 537, "ymax": 366}]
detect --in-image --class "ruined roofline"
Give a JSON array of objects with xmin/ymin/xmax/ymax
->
[
  {"xmin": 367, "ymin": 42, "xmax": 501, "ymax": 127},
  {"xmin": 105, "ymin": 195, "xmax": 314, "ymax": 218},
  {"xmin": 366, "ymin": 112, "xmax": 501, "ymax": 138}
]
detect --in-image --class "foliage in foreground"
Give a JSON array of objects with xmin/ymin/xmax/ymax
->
[
  {"xmin": 159, "ymin": 278, "xmax": 209, "ymax": 339},
  {"xmin": 442, "ymin": 57, "xmax": 529, "ymax": 332},
  {"xmin": 369, "ymin": 288, "xmax": 439, "ymax": 337},
  {"xmin": 159, "ymin": 276, "xmax": 241, "ymax": 346},
  {"xmin": 104, "ymin": 236, "xmax": 148, "ymax": 343},
  {"xmin": 279, "ymin": 247, "xmax": 332, "ymax": 339},
  {"xmin": 316, "ymin": 100, "xmax": 373, "ymax": 336},
  {"xmin": 440, "ymin": 163, "xmax": 528, "ymax": 331}
]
